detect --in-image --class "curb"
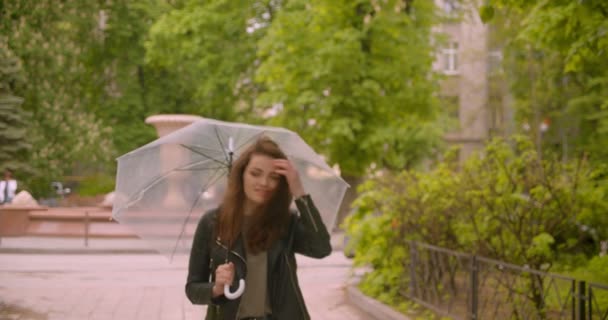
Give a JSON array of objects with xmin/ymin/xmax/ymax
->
[
  {"xmin": 346, "ymin": 283, "xmax": 412, "ymax": 320},
  {"xmin": 0, "ymin": 247, "xmax": 156, "ymax": 255}
]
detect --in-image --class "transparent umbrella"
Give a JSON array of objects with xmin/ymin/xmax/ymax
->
[{"xmin": 112, "ymin": 118, "xmax": 349, "ymax": 297}]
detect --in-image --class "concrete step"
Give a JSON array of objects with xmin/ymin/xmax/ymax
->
[
  {"xmin": 25, "ymin": 207, "xmax": 136, "ymax": 238},
  {"xmin": 29, "ymin": 207, "xmax": 113, "ymax": 222},
  {"xmin": 24, "ymin": 207, "xmax": 201, "ymax": 239},
  {"xmin": 26, "ymin": 220, "xmax": 137, "ymax": 238},
  {"xmin": 17, "ymin": 207, "xmax": 346, "ymax": 244}
]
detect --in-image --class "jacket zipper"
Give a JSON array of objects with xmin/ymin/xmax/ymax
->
[
  {"xmin": 284, "ymin": 253, "xmax": 307, "ymax": 317},
  {"xmin": 209, "ymin": 258, "xmax": 214, "ymax": 282},
  {"xmin": 215, "ymin": 239, "xmax": 246, "ymax": 320},
  {"xmin": 209, "ymin": 257, "xmax": 221, "ymax": 316},
  {"xmin": 215, "ymin": 239, "xmax": 247, "ymax": 264}
]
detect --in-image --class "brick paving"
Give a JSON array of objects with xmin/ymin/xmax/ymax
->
[{"xmin": 0, "ymin": 251, "xmax": 369, "ymax": 320}]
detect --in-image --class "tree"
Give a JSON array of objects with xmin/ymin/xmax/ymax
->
[
  {"xmin": 0, "ymin": 42, "xmax": 32, "ymax": 176},
  {"xmin": 144, "ymin": 0, "xmax": 272, "ymax": 122},
  {"xmin": 145, "ymin": 0, "xmax": 443, "ymax": 173},
  {"xmin": 144, "ymin": 0, "xmax": 443, "ymax": 224},
  {"xmin": 256, "ymin": 0, "xmax": 441, "ymax": 175},
  {"xmin": 1, "ymin": 1, "xmax": 115, "ymax": 195},
  {"xmin": 85, "ymin": 0, "xmax": 190, "ymax": 156},
  {"xmin": 482, "ymin": 1, "xmax": 608, "ymax": 164},
  {"xmin": 255, "ymin": 0, "xmax": 442, "ymax": 223}
]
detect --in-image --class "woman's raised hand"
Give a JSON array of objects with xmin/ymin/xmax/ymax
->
[{"xmin": 273, "ymin": 159, "xmax": 305, "ymax": 198}]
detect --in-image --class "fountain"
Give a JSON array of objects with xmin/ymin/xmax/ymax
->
[
  {"xmin": 144, "ymin": 114, "xmax": 203, "ymax": 208},
  {"xmin": 145, "ymin": 114, "xmax": 204, "ymax": 138}
]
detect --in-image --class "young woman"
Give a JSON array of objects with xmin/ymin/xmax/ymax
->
[{"xmin": 186, "ymin": 136, "xmax": 332, "ymax": 320}]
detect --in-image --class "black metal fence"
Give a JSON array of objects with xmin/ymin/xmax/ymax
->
[{"xmin": 401, "ymin": 241, "xmax": 608, "ymax": 320}]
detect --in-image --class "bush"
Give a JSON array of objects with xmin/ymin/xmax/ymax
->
[
  {"xmin": 344, "ymin": 135, "xmax": 608, "ymax": 312},
  {"xmin": 76, "ymin": 174, "xmax": 115, "ymax": 196}
]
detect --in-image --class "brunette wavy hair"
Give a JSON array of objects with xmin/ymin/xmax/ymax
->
[{"xmin": 216, "ymin": 136, "xmax": 292, "ymax": 253}]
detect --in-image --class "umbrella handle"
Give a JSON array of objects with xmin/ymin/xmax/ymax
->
[{"xmin": 224, "ymin": 279, "xmax": 246, "ymax": 300}]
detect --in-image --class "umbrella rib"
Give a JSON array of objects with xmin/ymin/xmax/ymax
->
[
  {"xmin": 174, "ymin": 166, "xmax": 226, "ymax": 172},
  {"xmin": 295, "ymin": 156, "xmax": 328, "ymax": 169},
  {"xmin": 234, "ymin": 131, "xmax": 266, "ymax": 153},
  {"xmin": 121, "ymin": 158, "xmax": 226, "ymax": 211},
  {"xmin": 213, "ymin": 126, "xmax": 231, "ymax": 166},
  {"xmin": 179, "ymin": 144, "xmax": 229, "ymax": 168},
  {"xmin": 170, "ymin": 168, "xmax": 226, "ymax": 260},
  {"xmin": 121, "ymin": 170, "xmax": 175, "ymax": 210},
  {"xmin": 173, "ymin": 157, "xmax": 227, "ymax": 172}
]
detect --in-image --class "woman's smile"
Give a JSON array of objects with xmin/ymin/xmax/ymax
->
[
  {"xmin": 243, "ymin": 154, "xmax": 281, "ymax": 206},
  {"xmin": 255, "ymin": 189, "xmax": 272, "ymax": 198}
]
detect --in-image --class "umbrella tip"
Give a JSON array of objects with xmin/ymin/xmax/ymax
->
[{"xmin": 228, "ymin": 137, "xmax": 234, "ymax": 152}]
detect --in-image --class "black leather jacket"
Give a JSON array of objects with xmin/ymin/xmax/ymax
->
[{"xmin": 185, "ymin": 195, "xmax": 332, "ymax": 320}]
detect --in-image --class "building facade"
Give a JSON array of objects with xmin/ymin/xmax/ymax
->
[{"xmin": 434, "ymin": 0, "xmax": 513, "ymax": 161}]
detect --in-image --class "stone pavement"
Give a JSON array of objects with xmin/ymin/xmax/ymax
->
[{"xmin": 0, "ymin": 250, "xmax": 369, "ymax": 320}]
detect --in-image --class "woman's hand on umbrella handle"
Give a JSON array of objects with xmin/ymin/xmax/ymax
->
[
  {"xmin": 212, "ymin": 262, "xmax": 234, "ymax": 297},
  {"xmin": 273, "ymin": 159, "xmax": 305, "ymax": 198},
  {"xmin": 224, "ymin": 279, "xmax": 246, "ymax": 300}
]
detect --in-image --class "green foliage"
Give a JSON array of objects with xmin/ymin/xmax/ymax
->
[
  {"xmin": 0, "ymin": 42, "xmax": 32, "ymax": 176},
  {"xmin": 0, "ymin": 97, "xmax": 32, "ymax": 176},
  {"xmin": 345, "ymin": 135, "xmax": 608, "ymax": 308},
  {"xmin": 0, "ymin": 0, "xmax": 211, "ymax": 196},
  {"xmin": 0, "ymin": 41, "xmax": 25, "ymax": 93},
  {"xmin": 454, "ymin": 136, "xmax": 606, "ymax": 267},
  {"xmin": 344, "ymin": 147, "xmax": 461, "ymax": 309},
  {"xmin": 86, "ymin": 0, "xmax": 177, "ymax": 156},
  {"xmin": 575, "ymin": 256, "xmax": 608, "ymax": 285},
  {"xmin": 566, "ymin": 256, "xmax": 608, "ymax": 308},
  {"xmin": 2, "ymin": 0, "xmax": 445, "ymax": 199},
  {"xmin": 1, "ymin": 0, "xmax": 115, "ymax": 196},
  {"xmin": 526, "ymin": 233, "xmax": 555, "ymax": 262},
  {"xmin": 256, "ymin": 0, "xmax": 442, "ymax": 175},
  {"xmin": 483, "ymin": 0, "xmax": 608, "ymax": 165},
  {"xmin": 479, "ymin": 4, "xmax": 495, "ymax": 23},
  {"xmin": 76, "ymin": 174, "xmax": 115, "ymax": 197},
  {"xmin": 143, "ymin": 0, "xmax": 443, "ymax": 178},
  {"xmin": 144, "ymin": 0, "xmax": 267, "ymax": 122}
]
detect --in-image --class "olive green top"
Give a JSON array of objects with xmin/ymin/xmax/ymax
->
[{"xmin": 238, "ymin": 216, "xmax": 272, "ymax": 317}]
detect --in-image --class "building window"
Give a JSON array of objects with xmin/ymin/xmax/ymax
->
[{"xmin": 441, "ymin": 42, "xmax": 459, "ymax": 75}]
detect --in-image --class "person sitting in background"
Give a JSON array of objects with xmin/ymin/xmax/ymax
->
[{"xmin": 0, "ymin": 169, "xmax": 18, "ymax": 204}]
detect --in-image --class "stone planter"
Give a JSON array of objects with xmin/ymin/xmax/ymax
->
[{"xmin": 0, "ymin": 205, "xmax": 48, "ymax": 236}]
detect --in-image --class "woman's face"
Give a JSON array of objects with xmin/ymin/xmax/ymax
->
[{"xmin": 243, "ymin": 154, "xmax": 281, "ymax": 206}]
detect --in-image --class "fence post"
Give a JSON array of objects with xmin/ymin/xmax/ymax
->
[
  {"xmin": 572, "ymin": 280, "xmax": 577, "ymax": 320},
  {"xmin": 470, "ymin": 255, "xmax": 479, "ymax": 320},
  {"xmin": 587, "ymin": 285, "xmax": 592, "ymax": 320},
  {"xmin": 578, "ymin": 281, "xmax": 586, "ymax": 320},
  {"xmin": 84, "ymin": 211, "xmax": 89, "ymax": 247},
  {"xmin": 409, "ymin": 241, "xmax": 418, "ymax": 298}
]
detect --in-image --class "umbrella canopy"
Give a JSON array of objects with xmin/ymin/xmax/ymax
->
[{"xmin": 112, "ymin": 118, "xmax": 349, "ymax": 261}]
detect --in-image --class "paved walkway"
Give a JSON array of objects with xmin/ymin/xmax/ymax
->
[
  {"xmin": 0, "ymin": 251, "xmax": 368, "ymax": 320},
  {"xmin": 0, "ymin": 231, "xmax": 347, "ymax": 255}
]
